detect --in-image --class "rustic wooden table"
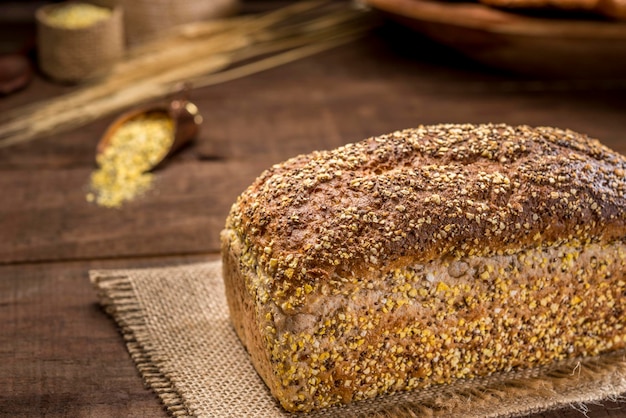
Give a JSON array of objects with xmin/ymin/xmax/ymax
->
[{"xmin": 1, "ymin": 3, "xmax": 625, "ymax": 416}]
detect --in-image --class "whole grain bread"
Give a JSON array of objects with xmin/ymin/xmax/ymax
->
[{"xmin": 221, "ymin": 123, "xmax": 626, "ymax": 412}]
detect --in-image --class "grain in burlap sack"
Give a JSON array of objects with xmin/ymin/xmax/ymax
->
[{"xmin": 36, "ymin": 3, "xmax": 124, "ymax": 83}]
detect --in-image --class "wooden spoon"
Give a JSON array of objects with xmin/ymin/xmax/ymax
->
[{"xmin": 96, "ymin": 98, "xmax": 203, "ymax": 171}]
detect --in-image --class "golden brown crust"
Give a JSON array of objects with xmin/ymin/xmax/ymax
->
[
  {"xmin": 225, "ymin": 124, "xmax": 626, "ymax": 302},
  {"xmin": 222, "ymin": 124, "xmax": 626, "ymax": 412},
  {"xmin": 223, "ymin": 236, "xmax": 626, "ymax": 412},
  {"xmin": 222, "ymin": 229, "xmax": 279, "ymax": 396}
]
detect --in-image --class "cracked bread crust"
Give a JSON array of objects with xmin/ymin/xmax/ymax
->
[
  {"xmin": 221, "ymin": 124, "xmax": 626, "ymax": 412},
  {"xmin": 226, "ymin": 124, "xmax": 625, "ymax": 299}
]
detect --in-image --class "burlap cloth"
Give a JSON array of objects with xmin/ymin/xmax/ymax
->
[
  {"xmin": 36, "ymin": 3, "xmax": 124, "ymax": 83},
  {"xmin": 90, "ymin": 261, "xmax": 626, "ymax": 418}
]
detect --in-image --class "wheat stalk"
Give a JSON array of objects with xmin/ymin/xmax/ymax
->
[{"xmin": 0, "ymin": 1, "xmax": 374, "ymax": 149}]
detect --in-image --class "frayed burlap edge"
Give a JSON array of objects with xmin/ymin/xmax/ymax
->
[
  {"xmin": 90, "ymin": 274, "xmax": 191, "ymax": 417},
  {"xmin": 90, "ymin": 261, "xmax": 626, "ymax": 418}
]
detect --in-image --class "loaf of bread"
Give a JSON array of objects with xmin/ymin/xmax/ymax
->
[{"xmin": 221, "ymin": 123, "xmax": 626, "ymax": 412}]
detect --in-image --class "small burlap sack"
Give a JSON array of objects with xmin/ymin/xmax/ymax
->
[
  {"xmin": 121, "ymin": 0, "xmax": 240, "ymax": 46},
  {"xmin": 36, "ymin": 2, "xmax": 124, "ymax": 83},
  {"xmin": 90, "ymin": 261, "xmax": 626, "ymax": 418}
]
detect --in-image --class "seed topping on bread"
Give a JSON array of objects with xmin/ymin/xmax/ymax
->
[
  {"xmin": 222, "ymin": 123, "xmax": 626, "ymax": 411},
  {"xmin": 226, "ymin": 124, "xmax": 626, "ymax": 307}
]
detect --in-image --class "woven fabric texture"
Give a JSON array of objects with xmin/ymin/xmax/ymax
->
[
  {"xmin": 36, "ymin": 4, "xmax": 123, "ymax": 82},
  {"xmin": 90, "ymin": 261, "xmax": 626, "ymax": 418}
]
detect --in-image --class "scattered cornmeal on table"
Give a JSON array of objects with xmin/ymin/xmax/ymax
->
[
  {"xmin": 44, "ymin": 2, "xmax": 111, "ymax": 29},
  {"xmin": 87, "ymin": 112, "xmax": 174, "ymax": 208}
]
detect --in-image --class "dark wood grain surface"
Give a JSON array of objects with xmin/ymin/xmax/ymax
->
[{"xmin": 1, "ymin": 2, "xmax": 625, "ymax": 416}]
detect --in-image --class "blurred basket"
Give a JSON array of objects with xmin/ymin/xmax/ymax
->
[
  {"xmin": 364, "ymin": 0, "xmax": 626, "ymax": 78},
  {"xmin": 36, "ymin": 2, "xmax": 124, "ymax": 83},
  {"xmin": 121, "ymin": 0, "xmax": 240, "ymax": 46}
]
